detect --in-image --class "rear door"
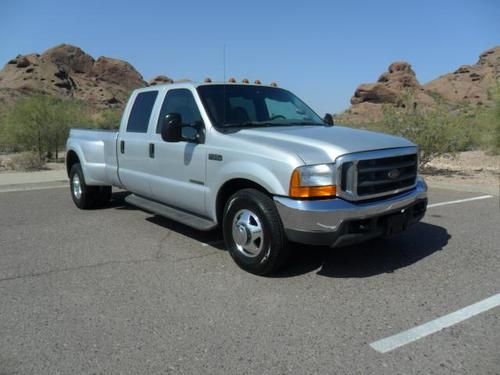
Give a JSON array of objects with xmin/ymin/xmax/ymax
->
[{"xmin": 117, "ymin": 90, "xmax": 158, "ymax": 197}]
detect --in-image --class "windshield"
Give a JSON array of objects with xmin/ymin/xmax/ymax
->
[{"xmin": 196, "ymin": 84, "xmax": 324, "ymax": 128}]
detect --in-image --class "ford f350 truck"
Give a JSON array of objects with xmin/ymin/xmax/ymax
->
[{"xmin": 66, "ymin": 81, "xmax": 427, "ymax": 275}]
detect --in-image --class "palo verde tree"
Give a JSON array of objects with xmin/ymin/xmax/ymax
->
[
  {"xmin": 3, "ymin": 95, "xmax": 90, "ymax": 160},
  {"xmin": 381, "ymin": 91, "xmax": 470, "ymax": 167}
]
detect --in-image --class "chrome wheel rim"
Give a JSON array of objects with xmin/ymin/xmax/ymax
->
[
  {"xmin": 72, "ymin": 174, "xmax": 82, "ymax": 200},
  {"xmin": 231, "ymin": 209, "xmax": 264, "ymax": 257}
]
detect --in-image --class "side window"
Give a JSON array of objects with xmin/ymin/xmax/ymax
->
[
  {"xmin": 156, "ymin": 89, "xmax": 203, "ymax": 133},
  {"xmin": 126, "ymin": 91, "xmax": 158, "ymax": 133}
]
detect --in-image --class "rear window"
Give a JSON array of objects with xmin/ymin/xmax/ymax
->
[{"xmin": 126, "ymin": 91, "xmax": 158, "ymax": 133}]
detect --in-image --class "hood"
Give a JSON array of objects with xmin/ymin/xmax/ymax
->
[{"xmin": 227, "ymin": 125, "xmax": 415, "ymax": 165}]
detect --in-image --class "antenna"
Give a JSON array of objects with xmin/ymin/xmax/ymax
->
[
  {"xmin": 223, "ymin": 44, "xmax": 226, "ymax": 83},
  {"xmin": 223, "ymin": 44, "xmax": 227, "ymax": 126}
]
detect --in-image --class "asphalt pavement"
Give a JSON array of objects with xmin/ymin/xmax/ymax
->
[{"xmin": 0, "ymin": 184, "xmax": 498, "ymax": 374}]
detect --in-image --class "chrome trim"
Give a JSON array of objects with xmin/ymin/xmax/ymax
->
[
  {"xmin": 335, "ymin": 146, "xmax": 418, "ymax": 201},
  {"xmin": 274, "ymin": 176, "xmax": 427, "ymax": 234}
]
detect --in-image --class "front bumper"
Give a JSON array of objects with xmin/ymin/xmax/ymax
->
[{"xmin": 273, "ymin": 176, "xmax": 428, "ymax": 247}]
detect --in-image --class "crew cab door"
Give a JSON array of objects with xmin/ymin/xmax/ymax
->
[
  {"xmin": 117, "ymin": 90, "xmax": 158, "ymax": 197},
  {"xmin": 149, "ymin": 88, "xmax": 207, "ymax": 216}
]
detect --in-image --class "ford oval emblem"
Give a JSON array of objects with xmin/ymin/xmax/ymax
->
[{"xmin": 388, "ymin": 169, "xmax": 401, "ymax": 179}]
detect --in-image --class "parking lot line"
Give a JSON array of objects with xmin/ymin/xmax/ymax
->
[
  {"xmin": 427, "ymin": 195, "xmax": 494, "ymax": 208},
  {"xmin": 370, "ymin": 293, "xmax": 500, "ymax": 353}
]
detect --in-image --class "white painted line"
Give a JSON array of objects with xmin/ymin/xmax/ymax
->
[
  {"xmin": 370, "ymin": 293, "xmax": 500, "ymax": 353},
  {"xmin": 428, "ymin": 195, "xmax": 494, "ymax": 208}
]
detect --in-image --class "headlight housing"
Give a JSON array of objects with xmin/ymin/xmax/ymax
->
[{"xmin": 289, "ymin": 164, "xmax": 337, "ymax": 198}]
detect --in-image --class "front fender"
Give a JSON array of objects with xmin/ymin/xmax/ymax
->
[{"xmin": 207, "ymin": 160, "xmax": 292, "ymax": 220}]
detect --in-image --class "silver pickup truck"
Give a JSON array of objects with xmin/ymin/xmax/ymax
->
[{"xmin": 66, "ymin": 81, "xmax": 427, "ymax": 275}]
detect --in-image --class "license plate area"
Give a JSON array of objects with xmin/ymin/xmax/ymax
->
[{"xmin": 384, "ymin": 212, "xmax": 408, "ymax": 237}]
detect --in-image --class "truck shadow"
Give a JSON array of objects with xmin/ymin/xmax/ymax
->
[
  {"xmin": 110, "ymin": 192, "xmax": 449, "ymax": 278},
  {"xmin": 276, "ymin": 222, "xmax": 450, "ymax": 278}
]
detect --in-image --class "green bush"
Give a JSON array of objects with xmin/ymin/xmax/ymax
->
[
  {"xmin": 2, "ymin": 96, "xmax": 92, "ymax": 160},
  {"xmin": 469, "ymin": 87, "xmax": 500, "ymax": 155},
  {"xmin": 94, "ymin": 109, "xmax": 121, "ymax": 130},
  {"xmin": 379, "ymin": 92, "xmax": 470, "ymax": 167}
]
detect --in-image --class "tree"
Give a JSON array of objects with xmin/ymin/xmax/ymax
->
[
  {"xmin": 3, "ymin": 96, "xmax": 91, "ymax": 160},
  {"xmin": 381, "ymin": 91, "xmax": 469, "ymax": 167}
]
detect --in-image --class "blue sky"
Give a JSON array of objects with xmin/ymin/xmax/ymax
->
[{"xmin": 1, "ymin": 0, "xmax": 499, "ymax": 114}]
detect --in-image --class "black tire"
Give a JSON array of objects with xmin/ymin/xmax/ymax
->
[
  {"xmin": 69, "ymin": 163, "xmax": 111, "ymax": 209},
  {"xmin": 222, "ymin": 188, "xmax": 289, "ymax": 275},
  {"xmin": 95, "ymin": 186, "xmax": 112, "ymax": 206}
]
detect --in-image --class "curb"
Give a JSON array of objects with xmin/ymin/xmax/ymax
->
[
  {"xmin": 0, "ymin": 180, "xmax": 68, "ymax": 193},
  {"xmin": 425, "ymin": 180, "xmax": 499, "ymax": 196}
]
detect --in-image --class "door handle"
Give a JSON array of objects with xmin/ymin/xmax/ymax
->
[
  {"xmin": 120, "ymin": 140, "xmax": 125, "ymax": 154},
  {"xmin": 149, "ymin": 143, "xmax": 155, "ymax": 158}
]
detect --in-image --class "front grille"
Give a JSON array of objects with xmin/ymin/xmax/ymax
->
[{"xmin": 356, "ymin": 154, "xmax": 417, "ymax": 197}]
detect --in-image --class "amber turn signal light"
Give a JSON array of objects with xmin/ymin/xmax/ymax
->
[{"xmin": 289, "ymin": 169, "xmax": 336, "ymax": 198}]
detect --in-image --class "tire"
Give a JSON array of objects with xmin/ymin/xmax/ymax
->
[
  {"xmin": 95, "ymin": 186, "xmax": 112, "ymax": 206},
  {"xmin": 69, "ymin": 163, "xmax": 111, "ymax": 209},
  {"xmin": 222, "ymin": 188, "xmax": 289, "ymax": 275}
]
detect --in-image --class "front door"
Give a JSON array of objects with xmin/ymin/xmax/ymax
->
[{"xmin": 150, "ymin": 88, "xmax": 207, "ymax": 216}]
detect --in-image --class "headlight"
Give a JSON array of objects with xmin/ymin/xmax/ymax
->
[{"xmin": 289, "ymin": 164, "xmax": 337, "ymax": 198}]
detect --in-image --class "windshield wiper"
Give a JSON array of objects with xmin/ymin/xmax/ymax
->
[
  {"xmin": 223, "ymin": 121, "xmax": 274, "ymax": 128},
  {"xmin": 288, "ymin": 121, "xmax": 325, "ymax": 126},
  {"xmin": 222, "ymin": 120, "xmax": 325, "ymax": 129}
]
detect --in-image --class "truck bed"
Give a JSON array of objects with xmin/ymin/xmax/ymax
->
[{"xmin": 66, "ymin": 128, "xmax": 120, "ymax": 187}]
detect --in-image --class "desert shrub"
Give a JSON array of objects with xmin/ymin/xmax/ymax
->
[
  {"xmin": 3, "ymin": 151, "xmax": 46, "ymax": 171},
  {"xmin": 469, "ymin": 86, "xmax": 500, "ymax": 155},
  {"xmin": 380, "ymin": 92, "xmax": 470, "ymax": 167},
  {"xmin": 2, "ymin": 96, "xmax": 92, "ymax": 160},
  {"xmin": 94, "ymin": 109, "xmax": 121, "ymax": 130}
]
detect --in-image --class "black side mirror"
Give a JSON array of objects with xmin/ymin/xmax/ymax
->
[
  {"xmin": 161, "ymin": 113, "xmax": 183, "ymax": 142},
  {"xmin": 323, "ymin": 113, "xmax": 334, "ymax": 126}
]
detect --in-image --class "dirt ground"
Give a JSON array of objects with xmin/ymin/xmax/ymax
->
[
  {"xmin": 422, "ymin": 151, "xmax": 499, "ymax": 189},
  {"xmin": 0, "ymin": 153, "xmax": 65, "ymax": 173}
]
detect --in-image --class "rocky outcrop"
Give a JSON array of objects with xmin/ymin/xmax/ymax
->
[
  {"xmin": 339, "ymin": 46, "xmax": 500, "ymax": 124},
  {"xmin": 423, "ymin": 46, "xmax": 500, "ymax": 106},
  {"xmin": 148, "ymin": 75, "xmax": 174, "ymax": 86},
  {"xmin": 0, "ymin": 44, "xmax": 148, "ymax": 109}
]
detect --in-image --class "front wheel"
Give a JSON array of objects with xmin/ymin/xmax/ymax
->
[{"xmin": 222, "ymin": 189, "xmax": 289, "ymax": 275}]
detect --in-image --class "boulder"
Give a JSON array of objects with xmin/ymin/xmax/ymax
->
[
  {"xmin": 42, "ymin": 44, "xmax": 94, "ymax": 74},
  {"xmin": 91, "ymin": 57, "xmax": 145, "ymax": 89},
  {"xmin": 351, "ymin": 83, "xmax": 398, "ymax": 104},
  {"xmin": 148, "ymin": 75, "xmax": 174, "ymax": 86}
]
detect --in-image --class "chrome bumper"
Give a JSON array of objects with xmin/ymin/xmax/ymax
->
[{"xmin": 273, "ymin": 176, "xmax": 428, "ymax": 247}]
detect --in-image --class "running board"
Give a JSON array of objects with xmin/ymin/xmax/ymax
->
[{"xmin": 125, "ymin": 194, "xmax": 217, "ymax": 231}]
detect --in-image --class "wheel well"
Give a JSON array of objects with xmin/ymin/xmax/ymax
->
[
  {"xmin": 216, "ymin": 179, "xmax": 270, "ymax": 224},
  {"xmin": 66, "ymin": 150, "xmax": 80, "ymax": 177}
]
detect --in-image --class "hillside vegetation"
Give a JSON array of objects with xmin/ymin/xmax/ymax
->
[{"xmin": 0, "ymin": 43, "xmax": 499, "ymax": 171}]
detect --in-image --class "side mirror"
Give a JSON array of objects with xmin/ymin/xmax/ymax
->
[
  {"xmin": 161, "ymin": 113, "xmax": 183, "ymax": 142},
  {"xmin": 323, "ymin": 113, "xmax": 334, "ymax": 126}
]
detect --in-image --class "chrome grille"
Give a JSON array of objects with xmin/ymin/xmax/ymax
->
[
  {"xmin": 336, "ymin": 148, "xmax": 418, "ymax": 201},
  {"xmin": 357, "ymin": 154, "xmax": 417, "ymax": 197}
]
